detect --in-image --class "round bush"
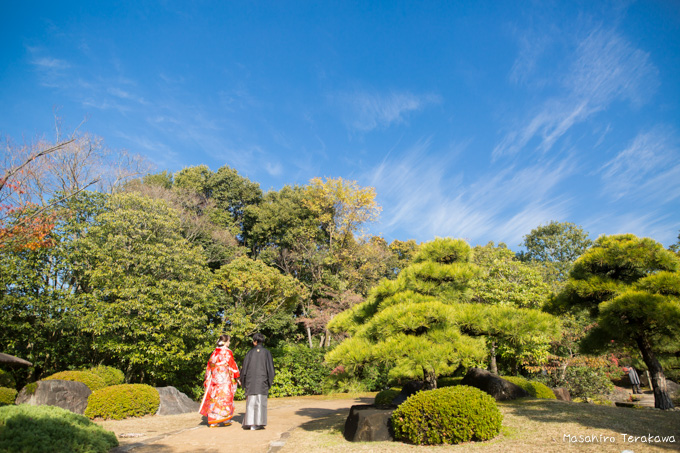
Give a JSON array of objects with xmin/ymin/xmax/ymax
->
[
  {"xmin": 85, "ymin": 384, "xmax": 160, "ymax": 420},
  {"xmin": 43, "ymin": 371, "xmax": 107, "ymax": 392},
  {"xmin": 502, "ymin": 376, "xmax": 556, "ymax": 399},
  {"xmin": 375, "ymin": 387, "xmax": 401, "ymax": 406},
  {"xmin": 87, "ymin": 365, "xmax": 125, "ymax": 386},
  {"xmin": 0, "ymin": 404, "xmax": 118, "ymax": 452},
  {"xmin": 392, "ymin": 386, "xmax": 503, "ymax": 445},
  {"xmin": 0, "ymin": 370, "xmax": 15, "ymax": 389},
  {"xmin": 0, "ymin": 387, "xmax": 17, "ymax": 406}
]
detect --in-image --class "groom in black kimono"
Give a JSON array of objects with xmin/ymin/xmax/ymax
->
[{"xmin": 241, "ymin": 332, "xmax": 276, "ymax": 430}]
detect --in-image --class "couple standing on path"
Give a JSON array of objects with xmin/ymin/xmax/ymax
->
[{"xmin": 198, "ymin": 333, "xmax": 276, "ymax": 430}]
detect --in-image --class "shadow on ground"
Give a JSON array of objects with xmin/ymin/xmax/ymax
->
[
  {"xmin": 293, "ymin": 398, "xmax": 373, "ymax": 433},
  {"xmin": 113, "ymin": 443, "xmax": 222, "ymax": 453}
]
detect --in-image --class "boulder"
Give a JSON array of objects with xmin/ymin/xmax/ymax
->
[
  {"xmin": 155, "ymin": 386, "xmax": 200, "ymax": 415},
  {"xmin": 461, "ymin": 368, "xmax": 529, "ymax": 401},
  {"xmin": 391, "ymin": 380, "xmax": 426, "ymax": 406},
  {"xmin": 553, "ymin": 387, "xmax": 571, "ymax": 402},
  {"xmin": 344, "ymin": 404, "xmax": 394, "ymax": 442},
  {"xmin": 15, "ymin": 380, "xmax": 91, "ymax": 414}
]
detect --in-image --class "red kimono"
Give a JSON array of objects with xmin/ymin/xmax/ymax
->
[{"xmin": 199, "ymin": 346, "xmax": 240, "ymax": 426}]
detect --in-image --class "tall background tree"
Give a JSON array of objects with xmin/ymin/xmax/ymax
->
[
  {"xmin": 74, "ymin": 192, "xmax": 216, "ymax": 389},
  {"xmin": 470, "ymin": 242, "xmax": 553, "ymax": 374},
  {"xmin": 518, "ymin": 221, "xmax": 593, "ymax": 284}
]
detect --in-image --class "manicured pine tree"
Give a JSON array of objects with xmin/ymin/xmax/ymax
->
[
  {"xmin": 327, "ymin": 238, "xmax": 560, "ymax": 389},
  {"xmin": 553, "ymin": 234, "xmax": 680, "ymax": 410}
]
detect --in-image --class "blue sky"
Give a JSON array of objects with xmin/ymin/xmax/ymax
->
[{"xmin": 2, "ymin": 1, "xmax": 679, "ymax": 248}]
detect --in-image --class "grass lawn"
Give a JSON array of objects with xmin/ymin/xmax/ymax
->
[{"xmin": 277, "ymin": 398, "xmax": 680, "ymax": 452}]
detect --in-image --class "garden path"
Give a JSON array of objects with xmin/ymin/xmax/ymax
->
[{"xmin": 99, "ymin": 395, "xmax": 373, "ymax": 453}]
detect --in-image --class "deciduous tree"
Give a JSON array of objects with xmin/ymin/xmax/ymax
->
[
  {"xmin": 519, "ymin": 221, "xmax": 592, "ymax": 281},
  {"xmin": 75, "ymin": 192, "xmax": 216, "ymax": 387}
]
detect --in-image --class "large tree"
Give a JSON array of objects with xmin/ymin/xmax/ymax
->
[
  {"xmin": 519, "ymin": 221, "xmax": 592, "ymax": 282},
  {"xmin": 212, "ymin": 255, "xmax": 307, "ymax": 347},
  {"xmin": 0, "ymin": 191, "xmax": 107, "ymax": 385},
  {"xmin": 553, "ymin": 234, "xmax": 680, "ymax": 409},
  {"xmin": 245, "ymin": 178, "xmax": 382, "ymax": 348},
  {"xmin": 471, "ymin": 242, "xmax": 553, "ymax": 373},
  {"xmin": 327, "ymin": 238, "xmax": 560, "ymax": 389},
  {"xmin": 75, "ymin": 192, "xmax": 216, "ymax": 387}
]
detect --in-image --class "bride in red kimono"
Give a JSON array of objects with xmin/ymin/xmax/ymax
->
[{"xmin": 199, "ymin": 334, "xmax": 240, "ymax": 427}]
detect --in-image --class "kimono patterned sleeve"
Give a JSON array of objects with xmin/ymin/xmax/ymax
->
[{"xmin": 228, "ymin": 350, "xmax": 240, "ymax": 379}]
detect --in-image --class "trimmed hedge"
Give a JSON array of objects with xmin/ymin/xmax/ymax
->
[
  {"xmin": 0, "ymin": 404, "xmax": 118, "ymax": 453},
  {"xmin": 43, "ymin": 371, "xmax": 107, "ymax": 392},
  {"xmin": 502, "ymin": 376, "xmax": 556, "ymax": 399},
  {"xmin": 392, "ymin": 386, "xmax": 503, "ymax": 445},
  {"xmin": 85, "ymin": 384, "xmax": 160, "ymax": 420},
  {"xmin": 375, "ymin": 387, "xmax": 401, "ymax": 406},
  {"xmin": 0, "ymin": 387, "xmax": 17, "ymax": 406},
  {"xmin": 87, "ymin": 365, "xmax": 125, "ymax": 387}
]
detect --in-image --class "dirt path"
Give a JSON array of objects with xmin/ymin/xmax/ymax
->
[{"xmin": 98, "ymin": 396, "xmax": 373, "ymax": 453}]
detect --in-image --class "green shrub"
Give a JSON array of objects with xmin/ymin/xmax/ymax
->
[
  {"xmin": 87, "ymin": 365, "xmax": 125, "ymax": 387},
  {"xmin": 234, "ymin": 386, "xmax": 246, "ymax": 401},
  {"xmin": 437, "ymin": 377, "xmax": 463, "ymax": 388},
  {"xmin": 0, "ymin": 387, "xmax": 17, "ymax": 406},
  {"xmin": 391, "ymin": 386, "xmax": 503, "ymax": 445},
  {"xmin": 43, "ymin": 371, "xmax": 107, "ymax": 392},
  {"xmin": 0, "ymin": 370, "xmax": 15, "ymax": 389},
  {"xmin": 536, "ymin": 366, "xmax": 614, "ymax": 399},
  {"xmin": 502, "ymin": 376, "xmax": 556, "ymax": 399},
  {"xmin": 269, "ymin": 344, "xmax": 330, "ymax": 397},
  {"xmin": 85, "ymin": 384, "xmax": 160, "ymax": 420},
  {"xmin": 0, "ymin": 404, "xmax": 118, "ymax": 452},
  {"xmin": 323, "ymin": 363, "xmax": 389, "ymax": 394},
  {"xmin": 375, "ymin": 387, "xmax": 401, "ymax": 406}
]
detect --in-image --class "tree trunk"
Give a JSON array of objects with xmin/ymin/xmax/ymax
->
[
  {"xmin": 306, "ymin": 326, "xmax": 314, "ymax": 349},
  {"xmin": 423, "ymin": 367, "xmax": 437, "ymax": 390},
  {"xmin": 488, "ymin": 341, "xmax": 498, "ymax": 375},
  {"xmin": 636, "ymin": 336, "xmax": 674, "ymax": 410}
]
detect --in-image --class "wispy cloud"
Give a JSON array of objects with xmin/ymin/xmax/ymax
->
[
  {"xmin": 333, "ymin": 90, "xmax": 440, "ymax": 132},
  {"xmin": 494, "ymin": 26, "xmax": 658, "ymax": 160},
  {"xmin": 31, "ymin": 57, "xmax": 70, "ymax": 70},
  {"xmin": 600, "ymin": 127, "xmax": 680, "ymax": 203},
  {"xmin": 368, "ymin": 139, "xmax": 574, "ymax": 246}
]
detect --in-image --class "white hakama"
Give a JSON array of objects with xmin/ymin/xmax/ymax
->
[{"xmin": 243, "ymin": 394, "xmax": 268, "ymax": 426}]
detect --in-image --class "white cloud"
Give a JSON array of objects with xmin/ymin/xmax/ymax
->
[
  {"xmin": 31, "ymin": 57, "xmax": 70, "ymax": 70},
  {"xmin": 600, "ymin": 128, "xmax": 680, "ymax": 203},
  {"xmin": 334, "ymin": 90, "xmax": 440, "ymax": 132},
  {"xmin": 494, "ymin": 26, "xmax": 658, "ymax": 160},
  {"xmin": 368, "ymin": 139, "xmax": 574, "ymax": 246}
]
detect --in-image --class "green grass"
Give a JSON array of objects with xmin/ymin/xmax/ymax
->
[{"xmin": 278, "ymin": 398, "xmax": 680, "ymax": 453}]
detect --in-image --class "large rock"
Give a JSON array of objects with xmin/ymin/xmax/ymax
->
[
  {"xmin": 553, "ymin": 387, "xmax": 571, "ymax": 402},
  {"xmin": 344, "ymin": 404, "xmax": 394, "ymax": 442},
  {"xmin": 155, "ymin": 386, "xmax": 199, "ymax": 415},
  {"xmin": 461, "ymin": 368, "xmax": 529, "ymax": 401},
  {"xmin": 391, "ymin": 380, "xmax": 426, "ymax": 406},
  {"xmin": 15, "ymin": 380, "xmax": 91, "ymax": 414}
]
